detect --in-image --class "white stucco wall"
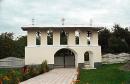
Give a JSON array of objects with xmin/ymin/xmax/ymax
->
[
  {"xmin": 27, "ymin": 30, "xmax": 36, "ymax": 46},
  {"xmin": 25, "ymin": 45, "xmax": 101, "ymax": 68},
  {"xmin": 24, "ymin": 27, "xmax": 102, "ymax": 68}
]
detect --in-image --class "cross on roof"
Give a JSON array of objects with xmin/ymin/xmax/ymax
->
[
  {"xmin": 87, "ymin": 31, "xmax": 92, "ymax": 37},
  {"xmin": 37, "ymin": 31, "xmax": 40, "ymax": 37},
  {"xmin": 32, "ymin": 18, "xmax": 35, "ymax": 26},
  {"xmin": 61, "ymin": 18, "xmax": 65, "ymax": 25}
]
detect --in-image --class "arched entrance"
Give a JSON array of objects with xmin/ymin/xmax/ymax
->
[
  {"xmin": 54, "ymin": 48, "xmax": 75, "ymax": 68},
  {"xmin": 84, "ymin": 51, "xmax": 93, "ymax": 68}
]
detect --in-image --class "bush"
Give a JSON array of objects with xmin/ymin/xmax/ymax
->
[
  {"xmin": 22, "ymin": 60, "xmax": 49, "ymax": 81},
  {"xmin": 1, "ymin": 60, "xmax": 50, "ymax": 83},
  {"xmin": 1, "ymin": 69, "xmax": 20, "ymax": 84},
  {"xmin": 41, "ymin": 60, "xmax": 49, "ymax": 73}
]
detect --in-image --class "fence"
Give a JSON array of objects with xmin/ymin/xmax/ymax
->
[{"xmin": 0, "ymin": 57, "xmax": 25, "ymax": 68}]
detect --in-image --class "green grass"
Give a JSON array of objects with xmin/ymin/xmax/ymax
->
[{"xmin": 78, "ymin": 64, "xmax": 130, "ymax": 84}]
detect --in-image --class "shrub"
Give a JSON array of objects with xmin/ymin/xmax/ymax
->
[
  {"xmin": 28, "ymin": 65, "xmax": 36, "ymax": 77},
  {"xmin": 1, "ymin": 60, "xmax": 50, "ymax": 83},
  {"xmin": 1, "ymin": 69, "xmax": 20, "ymax": 84},
  {"xmin": 0, "ymin": 75, "xmax": 2, "ymax": 84},
  {"xmin": 22, "ymin": 72, "xmax": 31, "ymax": 81},
  {"xmin": 41, "ymin": 60, "xmax": 49, "ymax": 73},
  {"xmin": 22, "ymin": 60, "xmax": 49, "ymax": 81}
]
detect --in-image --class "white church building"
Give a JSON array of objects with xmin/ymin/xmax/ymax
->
[{"xmin": 22, "ymin": 25, "xmax": 103, "ymax": 69}]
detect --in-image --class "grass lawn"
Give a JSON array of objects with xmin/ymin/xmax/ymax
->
[{"xmin": 78, "ymin": 64, "xmax": 130, "ymax": 84}]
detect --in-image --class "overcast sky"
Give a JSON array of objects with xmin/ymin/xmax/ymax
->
[{"xmin": 0, "ymin": 0, "xmax": 130, "ymax": 36}]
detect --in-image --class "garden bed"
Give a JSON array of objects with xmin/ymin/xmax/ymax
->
[{"xmin": 0, "ymin": 60, "xmax": 49, "ymax": 84}]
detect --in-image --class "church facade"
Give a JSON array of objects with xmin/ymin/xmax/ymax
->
[{"xmin": 22, "ymin": 26, "xmax": 103, "ymax": 69}]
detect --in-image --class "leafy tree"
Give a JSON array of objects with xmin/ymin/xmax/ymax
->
[
  {"xmin": 108, "ymin": 36, "xmax": 128, "ymax": 53},
  {"xmin": 98, "ymin": 28, "xmax": 111, "ymax": 53},
  {"xmin": 112, "ymin": 24, "xmax": 127, "ymax": 39},
  {"xmin": 0, "ymin": 32, "xmax": 15, "ymax": 59},
  {"xmin": 99, "ymin": 24, "xmax": 130, "ymax": 54},
  {"xmin": 14, "ymin": 36, "xmax": 27, "ymax": 58},
  {"xmin": 0, "ymin": 32, "xmax": 27, "ymax": 59}
]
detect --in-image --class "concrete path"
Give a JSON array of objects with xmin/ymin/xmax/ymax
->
[{"xmin": 20, "ymin": 68, "xmax": 76, "ymax": 84}]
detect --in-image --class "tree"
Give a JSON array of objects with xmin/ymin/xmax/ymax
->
[
  {"xmin": 112, "ymin": 24, "xmax": 127, "ymax": 39},
  {"xmin": 14, "ymin": 36, "xmax": 27, "ymax": 58},
  {"xmin": 109, "ymin": 24, "xmax": 129, "ymax": 53},
  {"xmin": 108, "ymin": 36, "xmax": 128, "ymax": 53},
  {"xmin": 98, "ymin": 28, "xmax": 111, "ymax": 53},
  {"xmin": 0, "ymin": 32, "xmax": 27, "ymax": 59},
  {"xmin": 0, "ymin": 32, "xmax": 15, "ymax": 59},
  {"xmin": 99, "ymin": 24, "xmax": 130, "ymax": 54}
]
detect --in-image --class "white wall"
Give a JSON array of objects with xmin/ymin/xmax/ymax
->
[
  {"xmin": 27, "ymin": 30, "xmax": 36, "ymax": 46},
  {"xmin": 25, "ymin": 28, "xmax": 101, "ymax": 68},
  {"xmin": 25, "ymin": 46, "xmax": 101, "ymax": 68}
]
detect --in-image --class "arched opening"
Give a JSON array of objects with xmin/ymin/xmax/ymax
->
[
  {"xmin": 36, "ymin": 31, "xmax": 41, "ymax": 45},
  {"xmin": 84, "ymin": 52, "xmax": 89, "ymax": 64},
  {"xmin": 75, "ymin": 30, "xmax": 79, "ymax": 45},
  {"xmin": 60, "ymin": 29, "xmax": 68, "ymax": 45},
  {"xmin": 47, "ymin": 30, "xmax": 53, "ymax": 45},
  {"xmin": 86, "ymin": 31, "xmax": 92, "ymax": 45},
  {"xmin": 84, "ymin": 51, "xmax": 93, "ymax": 67},
  {"xmin": 54, "ymin": 48, "xmax": 75, "ymax": 68}
]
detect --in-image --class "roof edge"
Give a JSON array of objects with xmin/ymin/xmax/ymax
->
[{"xmin": 21, "ymin": 26, "xmax": 104, "ymax": 31}]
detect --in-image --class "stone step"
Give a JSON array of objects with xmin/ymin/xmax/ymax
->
[{"xmin": 83, "ymin": 65, "xmax": 96, "ymax": 69}]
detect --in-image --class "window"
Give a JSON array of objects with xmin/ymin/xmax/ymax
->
[
  {"xmin": 60, "ymin": 29, "xmax": 68, "ymax": 45},
  {"xmin": 47, "ymin": 30, "xmax": 53, "ymax": 45},
  {"xmin": 87, "ymin": 31, "xmax": 92, "ymax": 45},
  {"xmin": 36, "ymin": 31, "xmax": 41, "ymax": 45},
  {"xmin": 75, "ymin": 30, "xmax": 79, "ymax": 45},
  {"xmin": 84, "ymin": 52, "xmax": 89, "ymax": 61}
]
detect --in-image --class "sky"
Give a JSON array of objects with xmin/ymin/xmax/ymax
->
[{"xmin": 0, "ymin": 0, "xmax": 130, "ymax": 36}]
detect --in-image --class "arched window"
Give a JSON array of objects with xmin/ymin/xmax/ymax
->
[
  {"xmin": 75, "ymin": 30, "xmax": 79, "ymax": 45},
  {"xmin": 60, "ymin": 29, "xmax": 68, "ymax": 45},
  {"xmin": 47, "ymin": 30, "xmax": 53, "ymax": 45},
  {"xmin": 84, "ymin": 52, "xmax": 89, "ymax": 61},
  {"xmin": 87, "ymin": 31, "xmax": 92, "ymax": 45},
  {"xmin": 36, "ymin": 31, "xmax": 41, "ymax": 45}
]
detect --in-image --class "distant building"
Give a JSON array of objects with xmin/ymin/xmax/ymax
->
[{"xmin": 22, "ymin": 25, "xmax": 103, "ymax": 69}]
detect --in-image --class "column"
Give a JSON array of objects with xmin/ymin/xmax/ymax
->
[
  {"xmin": 79, "ymin": 30, "xmax": 87, "ymax": 45},
  {"xmin": 91, "ymin": 31, "xmax": 98, "ymax": 46},
  {"xmin": 41, "ymin": 30, "xmax": 47, "ymax": 46},
  {"xmin": 68, "ymin": 30, "xmax": 75, "ymax": 45},
  {"xmin": 53, "ymin": 29, "xmax": 60, "ymax": 45},
  {"xmin": 27, "ymin": 30, "xmax": 36, "ymax": 46}
]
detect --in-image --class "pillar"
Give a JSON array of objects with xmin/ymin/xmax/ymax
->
[
  {"xmin": 91, "ymin": 31, "xmax": 98, "ymax": 46},
  {"xmin": 27, "ymin": 30, "xmax": 36, "ymax": 46},
  {"xmin": 68, "ymin": 30, "xmax": 75, "ymax": 45},
  {"xmin": 79, "ymin": 30, "xmax": 87, "ymax": 45},
  {"xmin": 41, "ymin": 30, "xmax": 47, "ymax": 46},
  {"xmin": 53, "ymin": 29, "xmax": 60, "ymax": 45}
]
